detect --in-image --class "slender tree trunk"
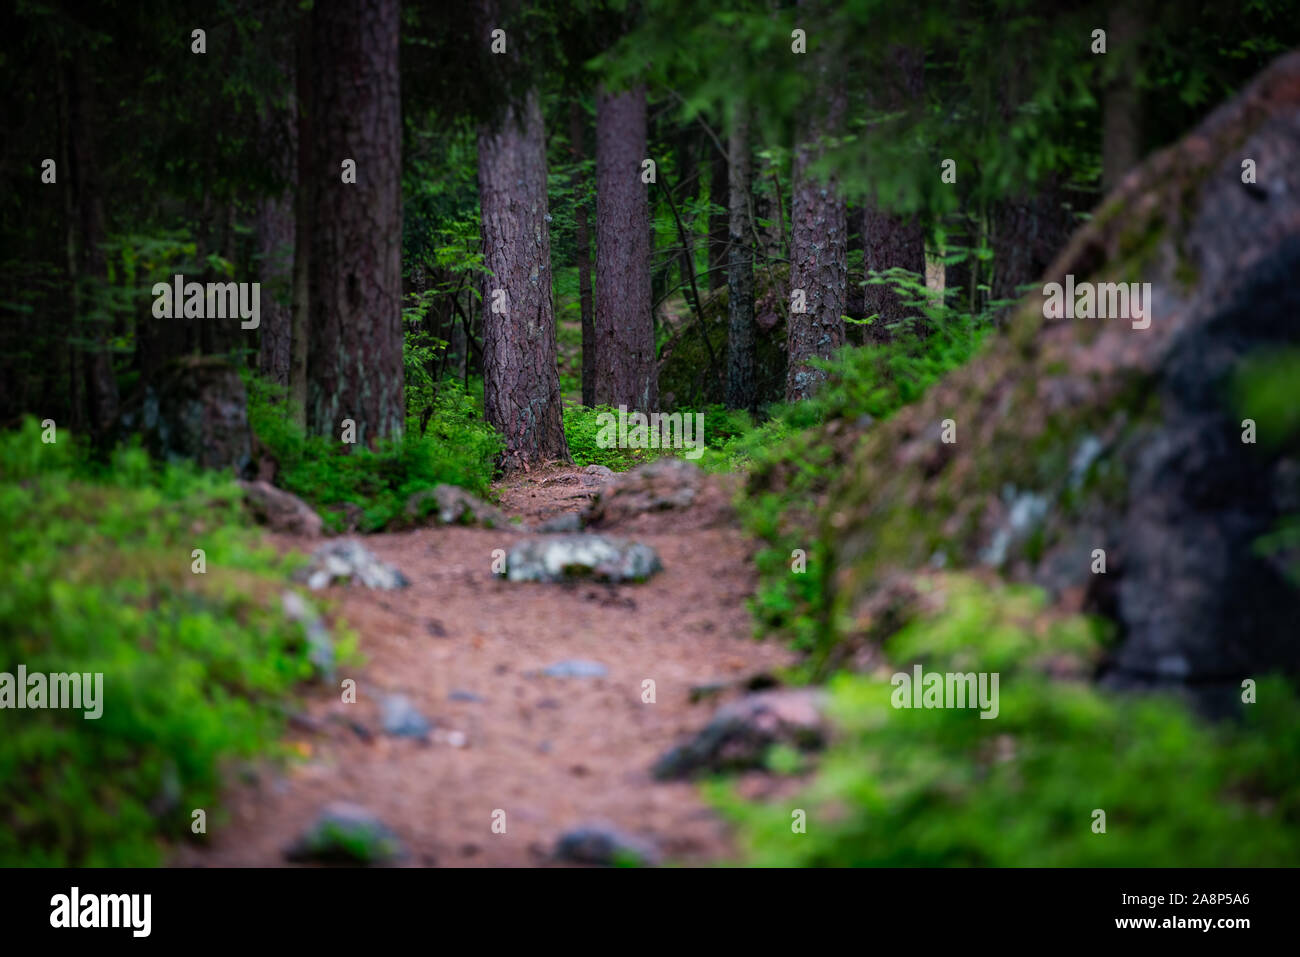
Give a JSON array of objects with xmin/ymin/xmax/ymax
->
[
  {"xmin": 289, "ymin": 9, "xmax": 312, "ymax": 428},
  {"xmin": 477, "ymin": 91, "xmax": 570, "ymax": 468},
  {"xmin": 725, "ymin": 107, "xmax": 756, "ymax": 411},
  {"xmin": 860, "ymin": 46, "xmax": 925, "ymax": 339},
  {"xmin": 707, "ymin": 133, "xmax": 730, "ymax": 291},
  {"xmin": 305, "ymin": 0, "xmax": 404, "ymax": 446},
  {"xmin": 786, "ymin": 80, "xmax": 847, "ymax": 402},
  {"xmin": 65, "ymin": 60, "xmax": 119, "ymax": 436},
  {"xmin": 1103, "ymin": 2, "xmax": 1143, "ymax": 193},
  {"xmin": 256, "ymin": 79, "xmax": 296, "ymax": 386},
  {"xmin": 594, "ymin": 84, "xmax": 657, "ymax": 411},
  {"xmin": 569, "ymin": 99, "xmax": 597, "ymax": 408}
]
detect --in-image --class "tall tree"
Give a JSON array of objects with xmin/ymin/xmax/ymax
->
[
  {"xmin": 255, "ymin": 74, "xmax": 296, "ymax": 387},
  {"xmin": 861, "ymin": 46, "xmax": 925, "ymax": 338},
  {"xmin": 305, "ymin": 0, "xmax": 404, "ymax": 446},
  {"xmin": 594, "ymin": 84, "xmax": 657, "ymax": 411},
  {"xmin": 725, "ymin": 107, "xmax": 756, "ymax": 410},
  {"xmin": 785, "ymin": 76, "xmax": 847, "ymax": 402},
  {"xmin": 477, "ymin": 89, "xmax": 570, "ymax": 467},
  {"xmin": 569, "ymin": 99, "xmax": 597, "ymax": 408},
  {"xmin": 63, "ymin": 57, "xmax": 119, "ymax": 436},
  {"xmin": 1103, "ymin": 1, "xmax": 1144, "ymax": 192},
  {"xmin": 707, "ymin": 137, "xmax": 730, "ymax": 291}
]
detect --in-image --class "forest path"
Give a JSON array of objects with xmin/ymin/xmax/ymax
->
[{"xmin": 175, "ymin": 464, "xmax": 796, "ymax": 867}]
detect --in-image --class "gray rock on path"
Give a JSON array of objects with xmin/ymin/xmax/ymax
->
[
  {"xmin": 240, "ymin": 480, "xmax": 324, "ymax": 537},
  {"xmin": 405, "ymin": 484, "xmax": 511, "ymax": 529},
  {"xmin": 542, "ymin": 659, "xmax": 609, "ymax": 679},
  {"xmin": 652, "ymin": 689, "xmax": 829, "ymax": 779},
  {"xmin": 499, "ymin": 534, "xmax": 662, "ymax": 583},
  {"xmin": 284, "ymin": 803, "xmax": 406, "ymax": 865},
  {"xmin": 297, "ymin": 539, "xmax": 410, "ymax": 590},
  {"xmin": 554, "ymin": 825, "xmax": 660, "ymax": 867},
  {"xmin": 582, "ymin": 458, "xmax": 703, "ymax": 528},
  {"xmin": 280, "ymin": 590, "xmax": 334, "ymax": 679},
  {"xmin": 380, "ymin": 694, "xmax": 432, "ymax": 739}
]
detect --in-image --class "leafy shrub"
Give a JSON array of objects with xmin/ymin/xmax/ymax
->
[
  {"xmin": 711, "ymin": 576, "xmax": 1300, "ymax": 866},
  {"xmin": 0, "ymin": 418, "xmax": 337, "ymax": 866},
  {"xmin": 247, "ymin": 375, "xmax": 503, "ymax": 532}
]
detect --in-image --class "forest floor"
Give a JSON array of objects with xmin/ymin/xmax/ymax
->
[{"xmin": 173, "ymin": 463, "xmax": 797, "ymax": 867}]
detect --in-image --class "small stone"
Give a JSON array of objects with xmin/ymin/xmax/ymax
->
[
  {"xmin": 652, "ymin": 689, "xmax": 829, "ymax": 780},
  {"xmin": 542, "ymin": 659, "xmax": 609, "ymax": 679},
  {"xmin": 297, "ymin": 539, "xmax": 409, "ymax": 591},
  {"xmin": 554, "ymin": 825, "xmax": 659, "ymax": 867},
  {"xmin": 284, "ymin": 803, "xmax": 405, "ymax": 865},
  {"xmin": 380, "ymin": 694, "xmax": 432, "ymax": 739},
  {"xmin": 280, "ymin": 590, "xmax": 334, "ymax": 679},
  {"xmin": 446, "ymin": 730, "xmax": 468, "ymax": 748}
]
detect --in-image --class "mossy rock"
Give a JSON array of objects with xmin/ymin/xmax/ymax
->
[
  {"xmin": 817, "ymin": 52, "xmax": 1300, "ymax": 698},
  {"xmin": 658, "ymin": 264, "xmax": 789, "ymax": 410}
]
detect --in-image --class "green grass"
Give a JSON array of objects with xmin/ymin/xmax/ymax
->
[
  {"xmin": 0, "ymin": 417, "xmax": 343, "ymax": 866},
  {"xmin": 709, "ymin": 575, "xmax": 1300, "ymax": 866},
  {"xmin": 247, "ymin": 375, "xmax": 503, "ymax": 532}
]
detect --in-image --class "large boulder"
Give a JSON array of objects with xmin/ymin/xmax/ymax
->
[
  {"xmin": 819, "ymin": 52, "xmax": 1300, "ymax": 704},
  {"xmin": 239, "ymin": 480, "xmax": 323, "ymax": 537},
  {"xmin": 115, "ymin": 355, "xmax": 253, "ymax": 474},
  {"xmin": 657, "ymin": 265, "xmax": 788, "ymax": 410}
]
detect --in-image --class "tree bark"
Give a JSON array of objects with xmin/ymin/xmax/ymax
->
[
  {"xmin": 860, "ymin": 46, "xmax": 925, "ymax": 339},
  {"xmin": 786, "ymin": 80, "xmax": 847, "ymax": 402},
  {"xmin": 594, "ymin": 84, "xmax": 657, "ymax": 411},
  {"xmin": 1103, "ymin": 2, "xmax": 1143, "ymax": 193},
  {"xmin": 289, "ymin": 8, "xmax": 312, "ymax": 428},
  {"xmin": 65, "ymin": 59, "xmax": 119, "ymax": 436},
  {"xmin": 305, "ymin": 0, "xmax": 404, "ymax": 446},
  {"xmin": 707, "ymin": 132, "xmax": 730, "ymax": 291},
  {"xmin": 477, "ymin": 90, "xmax": 570, "ymax": 468},
  {"xmin": 256, "ymin": 90, "xmax": 295, "ymax": 387},
  {"xmin": 725, "ymin": 108, "xmax": 756, "ymax": 411},
  {"xmin": 569, "ymin": 99, "xmax": 597, "ymax": 407}
]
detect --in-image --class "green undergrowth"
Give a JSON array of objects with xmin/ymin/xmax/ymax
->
[
  {"xmin": 709, "ymin": 576, "xmax": 1300, "ymax": 866},
  {"xmin": 0, "ymin": 417, "xmax": 349, "ymax": 866},
  {"xmin": 563, "ymin": 401, "xmax": 752, "ymax": 471},
  {"xmin": 732, "ymin": 281, "xmax": 993, "ymax": 650},
  {"xmin": 247, "ymin": 375, "xmax": 503, "ymax": 532}
]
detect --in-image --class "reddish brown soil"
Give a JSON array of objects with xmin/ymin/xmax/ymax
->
[{"xmin": 173, "ymin": 465, "xmax": 796, "ymax": 867}]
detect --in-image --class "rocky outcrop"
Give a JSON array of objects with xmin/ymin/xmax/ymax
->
[
  {"xmin": 115, "ymin": 355, "xmax": 253, "ymax": 475},
  {"xmin": 815, "ymin": 52, "xmax": 1300, "ymax": 706}
]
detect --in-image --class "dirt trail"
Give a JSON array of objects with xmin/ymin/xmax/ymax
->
[{"xmin": 175, "ymin": 465, "xmax": 796, "ymax": 867}]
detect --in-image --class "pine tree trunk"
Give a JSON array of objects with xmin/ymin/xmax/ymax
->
[
  {"xmin": 725, "ymin": 108, "xmax": 756, "ymax": 411},
  {"xmin": 1103, "ymin": 2, "xmax": 1143, "ymax": 192},
  {"xmin": 256, "ymin": 129, "xmax": 295, "ymax": 385},
  {"xmin": 594, "ymin": 84, "xmax": 657, "ymax": 411},
  {"xmin": 305, "ymin": 0, "xmax": 404, "ymax": 446},
  {"xmin": 477, "ymin": 90, "xmax": 570, "ymax": 468},
  {"xmin": 66, "ymin": 60, "xmax": 119, "ymax": 436},
  {"xmin": 786, "ymin": 81, "xmax": 847, "ymax": 402},
  {"xmin": 569, "ymin": 100, "xmax": 597, "ymax": 408},
  {"xmin": 860, "ymin": 46, "xmax": 925, "ymax": 339},
  {"xmin": 289, "ymin": 7, "xmax": 311, "ymax": 428},
  {"xmin": 708, "ymin": 137, "xmax": 730, "ymax": 291}
]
